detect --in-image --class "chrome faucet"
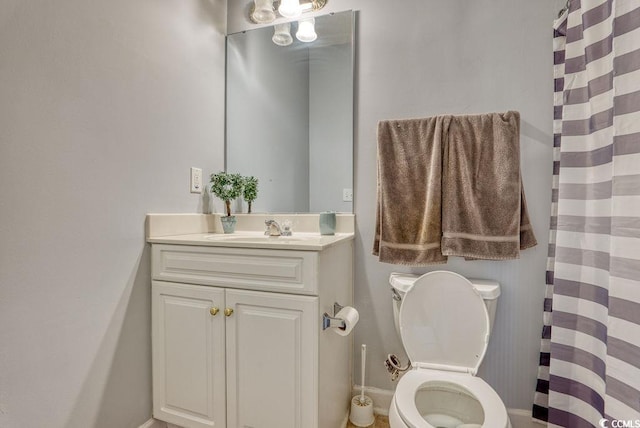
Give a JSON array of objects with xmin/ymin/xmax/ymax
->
[
  {"xmin": 264, "ymin": 219, "xmax": 292, "ymax": 236},
  {"xmin": 264, "ymin": 219, "xmax": 283, "ymax": 236}
]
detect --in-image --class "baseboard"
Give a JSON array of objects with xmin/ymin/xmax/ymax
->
[
  {"xmin": 340, "ymin": 413, "xmax": 349, "ymax": 428},
  {"xmin": 138, "ymin": 419, "xmax": 167, "ymax": 428},
  {"xmin": 507, "ymin": 409, "xmax": 537, "ymax": 428}
]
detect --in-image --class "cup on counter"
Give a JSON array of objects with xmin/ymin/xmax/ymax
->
[{"xmin": 319, "ymin": 212, "xmax": 336, "ymax": 235}]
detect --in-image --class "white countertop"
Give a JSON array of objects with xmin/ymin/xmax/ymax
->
[{"xmin": 147, "ymin": 232, "xmax": 354, "ymax": 251}]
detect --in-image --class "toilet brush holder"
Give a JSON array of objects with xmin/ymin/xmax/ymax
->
[
  {"xmin": 349, "ymin": 395, "xmax": 374, "ymax": 427},
  {"xmin": 350, "ymin": 344, "xmax": 375, "ymax": 427}
]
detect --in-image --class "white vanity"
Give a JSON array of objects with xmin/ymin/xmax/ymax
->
[{"xmin": 146, "ymin": 214, "xmax": 355, "ymax": 428}]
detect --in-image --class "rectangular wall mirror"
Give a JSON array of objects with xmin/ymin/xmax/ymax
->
[{"xmin": 226, "ymin": 10, "xmax": 354, "ymax": 213}]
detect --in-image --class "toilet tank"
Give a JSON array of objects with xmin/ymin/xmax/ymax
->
[
  {"xmin": 466, "ymin": 278, "xmax": 501, "ymax": 333},
  {"xmin": 389, "ymin": 273, "xmax": 501, "ymax": 338}
]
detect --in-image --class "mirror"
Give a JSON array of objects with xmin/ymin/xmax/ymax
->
[{"xmin": 226, "ymin": 11, "xmax": 354, "ymax": 213}]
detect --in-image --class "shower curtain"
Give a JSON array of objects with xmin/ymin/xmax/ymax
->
[{"xmin": 533, "ymin": 0, "xmax": 640, "ymax": 426}]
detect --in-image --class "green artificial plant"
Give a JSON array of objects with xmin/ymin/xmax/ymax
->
[
  {"xmin": 210, "ymin": 171, "xmax": 244, "ymax": 216},
  {"xmin": 242, "ymin": 176, "xmax": 259, "ymax": 214}
]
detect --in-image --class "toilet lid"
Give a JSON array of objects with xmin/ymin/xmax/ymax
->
[{"xmin": 399, "ymin": 271, "xmax": 490, "ymax": 374}]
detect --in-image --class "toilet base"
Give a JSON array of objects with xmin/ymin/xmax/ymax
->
[
  {"xmin": 389, "ymin": 399, "xmax": 406, "ymax": 428},
  {"xmin": 389, "ymin": 397, "xmax": 512, "ymax": 428}
]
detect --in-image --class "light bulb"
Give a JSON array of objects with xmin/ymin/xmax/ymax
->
[
  {"xmin": 272, "ymin": 23, "xmax": 293, "ymax": 46},
  {"xmin": 252, "ymin": 0, "xmax": 276, "ymax": 23},
  {"xmin": 296, "ymin": 17, "xmax": 317, "ymax": 43},
  {"xmin": 278, "ymin": 0, "xmax": 302, "ymax": 18}
]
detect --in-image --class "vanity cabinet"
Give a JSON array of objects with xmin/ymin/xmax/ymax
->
[{"xmin": 150, "ymin": 241, "xmax": 353, "ymax": 428}]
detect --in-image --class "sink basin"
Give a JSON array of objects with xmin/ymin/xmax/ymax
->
[{"xmin": 205, "ymin": 234, "xmax": 318, "ymax": 243}]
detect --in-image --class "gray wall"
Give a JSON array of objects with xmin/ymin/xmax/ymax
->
[
  {"xmin": 230, "ymin": 0, "xmax": 563, "ymax": 410},
  {"xmin": 0, "ymin": 0, "xmax": 226, "ymax": 426}
]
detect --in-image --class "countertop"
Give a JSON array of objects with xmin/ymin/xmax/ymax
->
[{"xmin": 147, "ymin": 232, "xmax": 354, "ymax": 251}]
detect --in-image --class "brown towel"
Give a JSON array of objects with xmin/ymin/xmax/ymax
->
[
  {"xmin": 373, "ymin": 116, "xmax": 450, "ymax": 265},
  {"xmin": 441, "ymin": 111, "xmax": 537, "ymax": 260},
  {"xmin": 373, "ymin": 111, "xmax": 537, "ymax": 265}
]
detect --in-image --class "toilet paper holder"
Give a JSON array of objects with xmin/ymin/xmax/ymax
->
[{"xmin": 322, "ymin": 302, "xmax": 346, "ymax": 330}]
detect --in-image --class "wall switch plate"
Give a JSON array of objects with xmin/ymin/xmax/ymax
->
[
  {"xmin": 343, "ymin": 188, "xmax": 353, "ymax": 202},
  {"xmin": 190, "ymin": 167, "xmax": 203, "ymax": 193}
]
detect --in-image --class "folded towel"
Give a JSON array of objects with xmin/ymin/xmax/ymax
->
[
  {"xmin": 441, "ymin": 111, "xmax": 537, "ymax": 260},
  {"xmin": 373, "ymin": 116, "xmax": 450, "ymax": 265}
]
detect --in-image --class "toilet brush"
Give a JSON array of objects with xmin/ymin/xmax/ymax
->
[{"xmin": 349, "ymin": 344, "xmax": 375, "ymax": 427}]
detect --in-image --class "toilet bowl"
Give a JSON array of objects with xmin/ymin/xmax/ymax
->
[{"xmin": 388, "ymin": 271, "xmax": 511, "ymax": 428}]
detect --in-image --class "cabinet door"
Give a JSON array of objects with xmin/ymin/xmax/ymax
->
[
  {"xmin": 152, "ymin": 281, "xmax": 226, "ymax": 428},
  {"xmin": 225, "ymin": 289, "xmax": 319, "ymax": 428}
]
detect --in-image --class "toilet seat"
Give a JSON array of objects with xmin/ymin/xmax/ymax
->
[{"xmin": 394, "ymin": 370, "xmax": 509, "ymax": 428}]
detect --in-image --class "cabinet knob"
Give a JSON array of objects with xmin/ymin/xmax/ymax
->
[
  {"xmin": 224, "ymin": 307, "xmax": 234, "ymax": 317},
  {"xmin": 210, "ymin": 307, "xmax": 219, "ymax": 316}
]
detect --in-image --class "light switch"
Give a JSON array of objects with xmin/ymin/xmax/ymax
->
[{"xmin": 190, "ymin": 167, "xmax": 203, "ymax": 193}]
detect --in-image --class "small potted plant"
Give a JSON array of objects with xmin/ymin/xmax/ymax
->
[
  {"xmin": 210, "ymin": 171, "xmax": 244, "ymax": 233},
  {"xmin": 243, "ymin": 176, "xmax": 259, "ymax": 214}
]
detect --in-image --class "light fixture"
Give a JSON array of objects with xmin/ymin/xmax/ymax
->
[
  {"xmin": 252, "ymin": 0, "xmax": 277, "ymax": 23},
  {"xmin": 272, "ymin": 23, "xmax": 293, "ymax": 46},
  {"xmin": 278, "ymin": 0, "xmax": 302, "ymax": 18},
  {"xmin": 248, "ymin": 0, "xmax": 327, "ymax": 24},
  {"xmin": 296, "ymin": 17, "xmax": 317, "ymax": 42}
]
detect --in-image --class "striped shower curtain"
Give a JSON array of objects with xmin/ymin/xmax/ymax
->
[{"xmin": 533, "ymin": 0, "xmax": 640, "ymax": 426}]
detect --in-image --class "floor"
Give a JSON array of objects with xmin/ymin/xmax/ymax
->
[{"xmin": 347, "ymin": 415, "xmax": 390, "ymax": 428}]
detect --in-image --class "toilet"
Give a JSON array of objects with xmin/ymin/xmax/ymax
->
[{"xmin": 388, "ymin": 271, "xmax": 511, "ymax": 428}]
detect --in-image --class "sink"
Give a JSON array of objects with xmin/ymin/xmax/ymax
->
[{"xmin": 205, "ymin": 234, "xmax": 319, "ymax": 243}]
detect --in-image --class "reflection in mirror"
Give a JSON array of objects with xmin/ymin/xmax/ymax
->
[{"xmin": 226, "ymin": 11, "xmax": 354, "ymax": 213}]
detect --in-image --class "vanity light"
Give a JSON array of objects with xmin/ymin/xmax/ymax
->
[
  {"xmin": 248, "ymin": 0, "xmax": 327, "ymax": 24},
  {"xmin": 252, "ymin": 0, "xmax": 277, "ymax": 23},
  {"xmin": 296, "ymin": 17, "xmax": 317, "ymax": 43},
  {"xmin": 272, "ymin": 22, "xmax": 293, "ymax": 46},
  {"xmin": 278, "ymin": 0, "xmax": 302, "ymax": 18}
]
